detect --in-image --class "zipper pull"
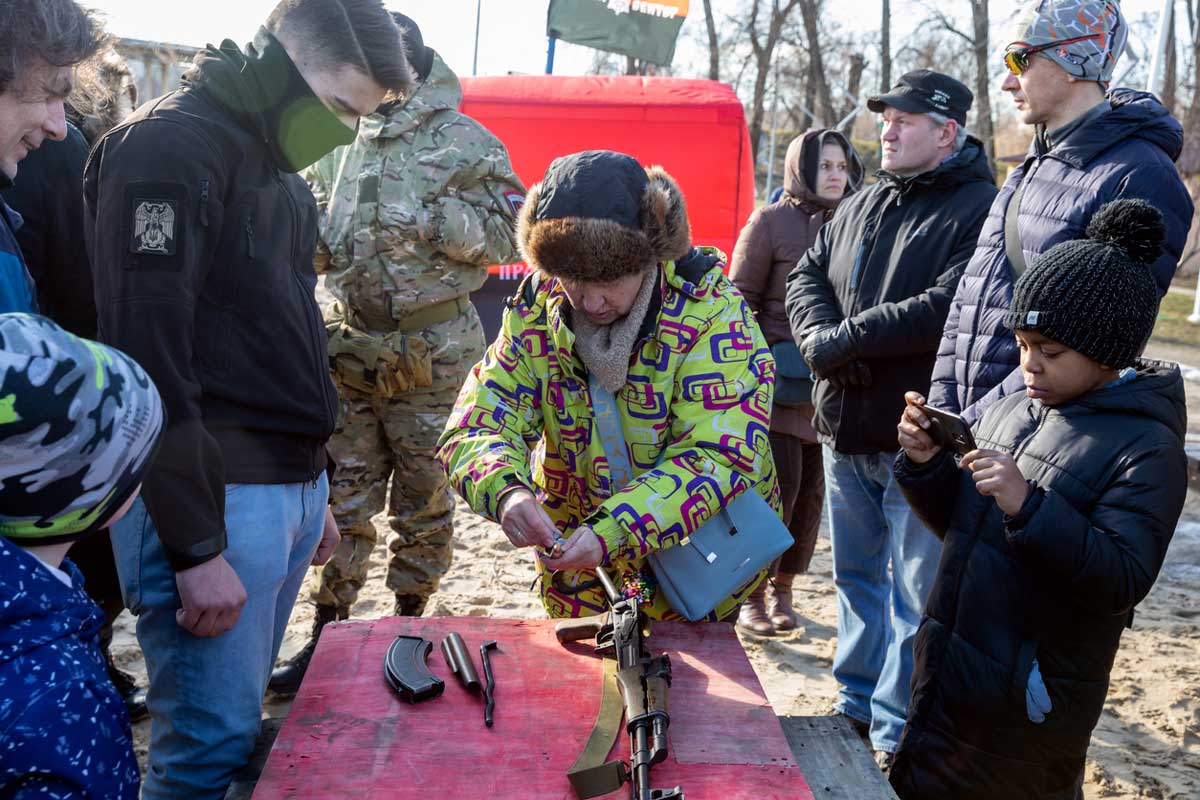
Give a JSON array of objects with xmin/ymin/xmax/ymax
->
[
  {"xmin": 245, "ymin": 217, "xmax": 256, "ymax": 259},
  {"xmin": 199, "ymin": 179, "xmax": 210, "ymax": 227}
]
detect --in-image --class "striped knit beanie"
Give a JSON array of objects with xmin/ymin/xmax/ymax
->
[
  {"xmin": 0, "ymin": 314, "xmax": 164, "ymax": 544},
  {"xmin": 1007, "ymin": 199, "xmax": 1163, "ymax": 369}
]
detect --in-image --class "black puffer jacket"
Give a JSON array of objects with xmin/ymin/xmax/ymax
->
[
  {"xmin": 890, "ymin": 362, "xmax": 1188, "ymax": 799},
  {"xmin": 786, "ymin": 138, "xmax": 997, "ymax": 454}
]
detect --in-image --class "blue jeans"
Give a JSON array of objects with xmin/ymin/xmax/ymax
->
[
  {"xmin": 823, "ymin": 446, "xmax": 941, "ymax": 753},
  {"xmin": 111, "ymin": 475, "xmax": 328, "ymax": 799}
]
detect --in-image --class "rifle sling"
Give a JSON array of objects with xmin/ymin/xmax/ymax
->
[{"xmin": 566, "ymin": 656, "xmax": 626, "ymax": 798}]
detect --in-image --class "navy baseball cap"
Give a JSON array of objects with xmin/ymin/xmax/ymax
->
[{"xmin": 868, "ymin": 70, "xmax": 973, "ymax": 126}]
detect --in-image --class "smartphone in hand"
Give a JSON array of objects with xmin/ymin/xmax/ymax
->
[{"xmin": 921, "ymin": 406, "xmax": 978, "ymax": 456}]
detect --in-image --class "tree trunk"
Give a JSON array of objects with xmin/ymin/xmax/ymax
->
[
  {"xmin": 745, "ymin": 0, "xmax": 802, "ymax": 162},
  {"xmin": 1180, "ymin": 1, "xmax": 1200, "ymax": 174},
  {"xmin": 970, "ymin": 0, "xmax": 994, "ymax": 163},
  {"xmin": 804, "ymin": 55, "xmax": 818, "ymax": 126},
  {"xmin": 1164, "ymin": 9, "xmax": 1177, "ymax": 115},
  {"xmin": 881, "ymin": 0, "xmax": 892, "ymax": 92},
  {"xmin": 799, "ymin": 0, "xmax": 836, "ymax": 126},
  {"xmin": 844, "ymin": 53, "xmax": 867, "ymax": 122},
  {"xmin": 702, "ymin": 0, "xmax": 720, "ymax": 81},
  {"xmin": 749, "ymin": 51, "xmax": 772, "ymax": 162}
]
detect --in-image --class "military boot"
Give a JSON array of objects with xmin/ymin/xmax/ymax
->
[
  {"xmin": 268, "ymin": 604, "xmax": 339, "ymax": 698},
  {"xmin": 393, "ymin": 594, "xmax": 428, "ymax": 617}
]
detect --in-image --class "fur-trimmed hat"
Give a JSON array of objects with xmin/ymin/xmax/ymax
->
[{"xmin": 517, "ymin": 150, "xmax": 691, "ymax": 283}]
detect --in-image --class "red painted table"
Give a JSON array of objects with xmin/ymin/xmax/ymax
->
[{"xmin": 253, "ymin": 617, "xmax": 814, "ymax": 799}]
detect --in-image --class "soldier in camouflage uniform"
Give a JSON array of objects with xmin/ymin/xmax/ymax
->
[{"xmin": 269, "ymin": 15, "xmax": 524, "ymax": 695}]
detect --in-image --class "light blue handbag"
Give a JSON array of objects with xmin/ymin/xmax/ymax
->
[{"xmin": 589, "ymin": 375, "xmax": 792, "ymax": 621}]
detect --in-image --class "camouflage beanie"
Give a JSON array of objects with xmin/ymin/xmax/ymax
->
[
  {"xmin": 1011, "ymin": 0, "xmax": 1128, "ymax": 83},
  {"xmin": 0, "ymin": 314, "xmax": 164, "ymax": 544}
]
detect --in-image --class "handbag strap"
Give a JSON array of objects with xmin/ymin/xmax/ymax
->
[
  {"xmin": 589, "ymin": 374, "xmax": 634, "ymax": 494},
  {"xmin": 1004, "ymin": 173, "xmax": 1029, "ymax": 280}
]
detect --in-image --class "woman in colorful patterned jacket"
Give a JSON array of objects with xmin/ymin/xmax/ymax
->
[{"xmin": 438, "ymin": 150, "xmax": 780, "ymax": 620}]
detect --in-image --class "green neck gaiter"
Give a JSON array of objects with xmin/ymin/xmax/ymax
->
[{"xmin": 187, "ymin": 28, "xmax": 358, "ymax": 173}]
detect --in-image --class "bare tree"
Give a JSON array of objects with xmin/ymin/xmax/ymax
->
[
  {"xmin": 881, "ymin": 0, "xmax": 892, "ymax": 91},
  {"xmin": 1164, "ymin": 8, "xmax": 1178, "ymax": 114},
  {"xmin": 745, "ymin": 0, "xmax": 803, "ymax": 162},
  {"xmin": 799, "ymin": 0, "xmax": 838, "ymax": 126},
  {"xmin": 924, "ymin": 1, "xmax": 995, "ymax": 163},
  {"xmin": 702, "ymin": 0, "xmax": 721, "ymax": 81},
  {"xmin": 842, "ymin": 52, "xmax": 868, "ymax": 121}
]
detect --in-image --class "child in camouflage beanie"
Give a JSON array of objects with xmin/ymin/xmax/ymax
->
[{"xmin": 0, "ymin": 313, "xmax": 163, "ymax": 799}]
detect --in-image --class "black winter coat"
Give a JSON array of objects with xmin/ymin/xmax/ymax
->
[
  {"xmin": 83, "ymin": 46, "xmax": 337, "ymax": 570},
  {"xmin": 1, "ymin": 124, "xmax": 96, "ymax": 338},
  {"xmin": 890, "ymin": 362, "xmax": 1188, "ymax": 799},
  {"xmin": 786, "ymin": 138, "xmax": 997, "ymax": 454}
]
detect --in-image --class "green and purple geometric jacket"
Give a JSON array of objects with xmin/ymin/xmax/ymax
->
[{"xmin": 438, "ymin": 248, "xmax": 781, "ymax": 620}]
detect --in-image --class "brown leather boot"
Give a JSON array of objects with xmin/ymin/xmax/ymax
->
[
  {"xmin": 736, "ymin": 580, "xmax": 774, "ymax": 636},
  {"xmin": 768, "ymin": 572, "xmax": 799, "ymax": 631}
]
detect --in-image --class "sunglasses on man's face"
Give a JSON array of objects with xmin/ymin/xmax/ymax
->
[{"xmin": 1004, "ymin": 34, "xmax": 1101, "ymax": 75}]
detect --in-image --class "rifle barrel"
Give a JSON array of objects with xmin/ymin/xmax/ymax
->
[{"xmin": 595, "ymin": 566, "xmax": 621, "ymax": 604}]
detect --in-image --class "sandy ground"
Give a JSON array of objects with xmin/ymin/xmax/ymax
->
[{"xmin": 111, "ymin": 489, "xmax": 1200, "ymax": 798}]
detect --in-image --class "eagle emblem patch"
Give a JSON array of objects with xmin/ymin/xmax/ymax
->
[{"xmin": 131, "ymin": 199, "xmax": 177, "ymax": 256}]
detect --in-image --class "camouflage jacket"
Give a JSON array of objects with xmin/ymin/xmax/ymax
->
[
  {"xmin": 438, "ymin": 249, "xmax": 781, "ymax": 621},
  {"xmin": 309, "ymin": 52, "xmax": 525, "ymax": 330}
]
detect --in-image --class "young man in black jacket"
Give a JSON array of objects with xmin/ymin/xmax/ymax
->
[
  {"xmin": 82, "ymin": 2, "xmax": 413, "ymax": 797},
  {"xmin": 784, "ymin": 70, "xmax": 997, "ymax": 768},
  {"xmin": 893, "ymin": 200, "xmax": 1186, "ymax": 799}
]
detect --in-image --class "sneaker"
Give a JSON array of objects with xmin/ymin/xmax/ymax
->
[{"xmin": 874, "ymin": 750, "xmax": 894, "ymax": 774}]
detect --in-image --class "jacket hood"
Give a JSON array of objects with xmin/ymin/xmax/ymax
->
[
  {"xmin": 783, "ymin": 129, "xmax": 865, "ymax": 210},
  {"xmin": 879, "ymin": 135, "xmax": 994, "ymax": 193},
  {"xmin": 0, "ymin": 537, "xmax": 101, "ymax": 666},
  {"xmin": 1041, "ymin": 89, "xmax": 1184, "ymax": 167},
  {"xmin": 1073, "ymin": 359, "xmax": 1187, "ymax": 441},
  {"xmin": 361, "ymin": 50, "xmax": 460, "ymax": 141}
]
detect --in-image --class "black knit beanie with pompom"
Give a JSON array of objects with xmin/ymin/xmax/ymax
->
[{"xmin": 1006, "ymin": 199, "xmax": 1164, "ymax": 369}]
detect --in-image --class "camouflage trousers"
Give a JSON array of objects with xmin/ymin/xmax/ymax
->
[{"xmin": 312, "ymin": 307, "xmax": 485, "ymax": 612}]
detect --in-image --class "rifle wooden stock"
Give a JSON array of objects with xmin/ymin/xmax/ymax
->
[{"xmin": 554, "ymin": 613, "xmax": 608, "ymax": 644}]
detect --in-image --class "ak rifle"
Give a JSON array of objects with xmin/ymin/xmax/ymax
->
[{"xmin": 556, "ymin": 568, "xmax": 683, "ymax": 800}]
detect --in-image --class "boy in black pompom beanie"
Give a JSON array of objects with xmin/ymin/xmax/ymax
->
[
  {"xmin": 1007, "ymin": 198, "xmax": 1163, "ymax": 373},
  {"xmin": 888, "ymin": 199, "xmax": 1188, "ymax": 799}
]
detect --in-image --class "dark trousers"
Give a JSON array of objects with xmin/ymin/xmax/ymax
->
[
  {"xmin": 68, "ymin": 531, "xmax": 125, "ymax": 649},
  {"xmin": 769, "ymin": 430, "xmax": 825, "ymax": 575}
]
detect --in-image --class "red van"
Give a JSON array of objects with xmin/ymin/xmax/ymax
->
[{"xmin": 459, "ymin": 75, "xmax": 756, "ymax": 338}]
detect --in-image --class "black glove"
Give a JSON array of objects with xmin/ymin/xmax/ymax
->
[
  {"xmin": 845, "ymin": 360, "xmax": 872, "ymax": 389},
  {"xmin": 800, "ymin": 322, "xmax": 858, "ymax": 378},
  {"xmin": 826, "ymin": 359, "xmax": 872, "ymax": 390}
]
